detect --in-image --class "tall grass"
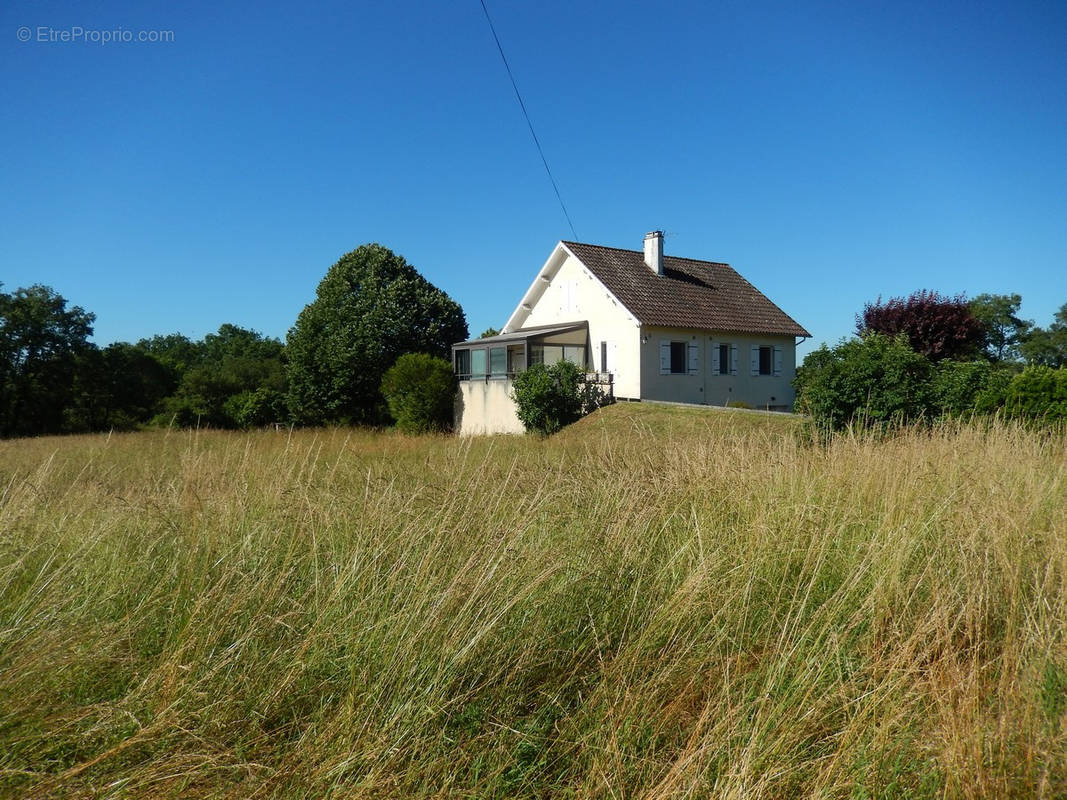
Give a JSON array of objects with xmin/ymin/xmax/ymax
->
[{"xmin": 0, "ymin": 405, "xmax": 1064, "ymax": 798}]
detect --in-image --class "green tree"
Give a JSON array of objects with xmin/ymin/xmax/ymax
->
[
  {"xmin": 135, "ymin": 333, "xmax": 205, "ymax": 374},
  {"xmin": 66, "ymin": 343, "xmax": 176, "ymax": 431},
  {"xmin": 969, "ymin": 293, "xmax": 1032, "ymax": 361},
  {"xmin": 0, "ymin": 284, "xmax": 95, "ymax": 437},
  {"xmin": 286, "ymin": 244, "xmax": 468, "ymax": 425},
  {"xmin": 380, "ymin": 353, "xmax": 456, "ymax": 433},
  {"xmin": 794, "ymin": 333, "xmax": 935, "ymax": 430},
  {"xmin": 153, "ymin": 325, "xmax": 286, "ymax": 428},
  {"xmin": 479, "ymin": 327, "xmax": 501, "ymax": 338},
  {"xmin": 1020, "ymin": 303, "xmax": 1067, "ymax": 368}
]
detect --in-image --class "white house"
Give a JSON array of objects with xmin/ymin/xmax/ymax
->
[{"xmin": 453, "ymin": 232, "xmax": 810, "ymax": 435}]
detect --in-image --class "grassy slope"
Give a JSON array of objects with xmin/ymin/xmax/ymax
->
[{"xmin": 0, "ymin": 405, "xmax": 1065, "ymax": 798}]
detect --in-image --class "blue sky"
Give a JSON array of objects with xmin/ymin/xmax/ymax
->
[{"xmin": 2, "ymin": 0, "xmax": 1065, "ymax": 357}]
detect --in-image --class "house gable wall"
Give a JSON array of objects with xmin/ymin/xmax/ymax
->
[{"xmin": 519, "ymin": 249, "xmax": 642, "ymax": 399}]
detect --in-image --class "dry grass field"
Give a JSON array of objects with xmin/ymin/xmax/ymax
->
[{"xmin": 0, "ymin": 404, "xmax": 1065, "ymax": 798}]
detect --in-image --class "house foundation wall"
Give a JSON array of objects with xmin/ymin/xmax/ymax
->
[{"xmin": 455, "ymin": 378, "xmax": 524, "ymax": 436}]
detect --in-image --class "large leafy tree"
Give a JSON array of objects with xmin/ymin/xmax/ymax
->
[
  {"xmin": 856, "ymin": 290, "xmax": 985, "ymax": 361},
  {"xmin": 287, "ymin": 244, "xmax": 468, "ymax": 425},
  {"xmin": 1020, "ymin": 303, "xmax": 1067, "ymax": 368},
  {"xmin": 0, "ymin": 284, "xmax": 95, "ymax": 437},
  {"xmin": 969, "ymin": 293, "xmax": 1032, "ymax": 361}
]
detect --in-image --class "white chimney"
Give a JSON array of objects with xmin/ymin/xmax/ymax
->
[{"xmin": 643, "ymin": 230, "xmax": 664, "ymax": 276}]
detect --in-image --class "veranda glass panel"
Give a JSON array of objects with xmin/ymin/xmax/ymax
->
[
  {"xmin": 490, "ymin": 347, "xmax": 507, "ymax": 375},
  {"xmin": 541, "ymin": 345, "xmax": 563, "ymax": 366},
  {"xmin": 470, "ymin": 348, "xmax": 487, "ymax": 376},
  {"xmin": 455, "ymin": 349, "xmax": 470, "ymax": 377},
  {"xmin": 563, "ymin": 345, "xmax": 585, "ymax": 367}
]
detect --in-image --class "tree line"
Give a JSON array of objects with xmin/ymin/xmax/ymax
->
[
  {"xmin": 0, "ymin": 244, "xmax": 468, "ymax": 438},
  {"xmin": 795, "ymin": 291, "xmax": 1067, "ymax": 430}
]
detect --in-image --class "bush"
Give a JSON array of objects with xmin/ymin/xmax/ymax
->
[
  {"xmin": 380, "ymin": 353, "xmax": 457, "ymax": 433},
  {"xmin": 511, "ymin": 361, "xmax": 605, "ymax": 436},
  {"xmin": 224, "ymin": 387, "xmax": 289, "ymax": 429},
  {"xmin": 932, "ymin": 361, "xmax": 1013, "ymax": 418},
  {"xmin": 794, "ymin": 333, "xmax": 935, "ymax": 431},
  {"xmin": 1003, "ymin": 366, "xmax": 1067, "ymax": 422}
]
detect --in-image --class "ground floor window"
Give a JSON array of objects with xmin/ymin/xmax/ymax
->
[
  {"xmin": 718, "ymin": 343, "xmax": 729, "ymax": 375},
  {"xmin": 669, "ymin": 341, "xmax": 686, "ymax": 374},
  {"xmin": 758, "ymin": 346, "xmax": 772, "ymax": 375}
]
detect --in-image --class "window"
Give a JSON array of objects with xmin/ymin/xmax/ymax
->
[
  {"xmin": 758, "ymin": 346, "xmax": 772, "ymax": 376},
  {"xmin": 508, "ymin": 347, "xmax": 524, "ymax": 373},
  {"xmin": 718, "ymin": 343, "xmax": 729, "ymax": 375},
  {"xmin": 529, "ymin": 343, "xmax": 584, "ymax": 369},
  {"xmin": 470, "ymin": 348, "xmax": 487, "ymax": 377},
  {"xmin": 670, "ymin": 341, "xmax": 686, "ymax": 374},
  {"xmin": 599, "ymin": 340, "xmax": 616, "ymax": 375},
  {"xmin": 559, "ymin": 279, "xmax": 579, "ymax": 314},
  {"xmin": 563, "ymin": 345, "xmax": 585, "ymax": 367},
  {"xmin": 455, "ymin": 349, "xmax": 470, "ymax": 377},
  {"xmin": 489, "ymin": 347, "xmax": 507, "ymax": 375},
  {"xmin": 661, "ymin": 340, "xmax": 698, "ymax": 375}
]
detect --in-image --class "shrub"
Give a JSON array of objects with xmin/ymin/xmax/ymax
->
[
  {"xmin": 511, "ymin": 361, "xmax": 605, "ymax": 435},
  {"xmin": 380, "ymin": 353, "xmax": 457, "ymax": 433},
  {"xmin": 794, "ymin": 333, "xmax": 935, "ymax": 431},
  {"xmin": 223, "ymin": 387, "xmax": 289, "ymax": 429},
  {"xmin": 1003, "ymin": 366, "xmax": 1067, "ymax": 422},
  {"xmin": 932, "ymin": 361, "xmax": 1013, "ymax": 418}
]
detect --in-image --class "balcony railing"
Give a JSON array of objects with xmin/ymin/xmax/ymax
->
[{"xmin": 457, "ymin": 371, "xmax": 613, "ymax": 399}]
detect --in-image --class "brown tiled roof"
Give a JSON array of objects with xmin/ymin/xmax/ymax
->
[{"xmin": 562, "ymin": 241, "xmax": 810, "ymax": 337}]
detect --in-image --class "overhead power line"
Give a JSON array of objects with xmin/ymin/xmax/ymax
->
[{"xmin": 477, "ymin": 0, "xmax": 579, "ymax": 241}]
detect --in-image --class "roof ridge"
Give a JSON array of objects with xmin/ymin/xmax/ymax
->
[{"xmin": 563, "ymin": 240, "xmax": 731, "ymax": 268}]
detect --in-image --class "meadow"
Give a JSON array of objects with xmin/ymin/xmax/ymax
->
[{"xmin": 0, "ymin": 404, "xmax": 1064, "ymax": 798}]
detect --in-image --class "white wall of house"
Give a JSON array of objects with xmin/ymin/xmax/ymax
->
[
  {"xmin": 519, "ymin": 248, "xmax": 643, "ymax": 399},
  {"xmin": 639, "ymin": 327, "xmax": 798, "ymax": 410},
  {"xmin": 455, "ymin": 378, "xmax": 524, "ymax": 436}
]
